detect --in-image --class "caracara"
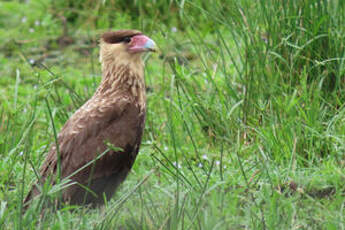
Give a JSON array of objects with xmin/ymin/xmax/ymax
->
[{"xmin": 24, "ymin": 30, "xmax": 156, "ymax": 207}]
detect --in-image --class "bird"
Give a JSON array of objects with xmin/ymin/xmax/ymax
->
[{"xmin": 24, "ymin": 29, "xmax": 157, "ymax": 207}]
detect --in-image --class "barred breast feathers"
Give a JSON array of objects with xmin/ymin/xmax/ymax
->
[{"xmin": 98, "ymin": 40, "xmax": 146, "ymax": 111}]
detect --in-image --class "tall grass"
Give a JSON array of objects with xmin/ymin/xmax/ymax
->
[{"xmin": 0, "ymin": 0, "xmax": 344, "ymax": 229}]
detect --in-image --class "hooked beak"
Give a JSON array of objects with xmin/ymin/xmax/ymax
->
[
  {"xmin": 143, "ymin": 38, "xmax": 157, "ymax": 52},
  {"xmin": 128, "ymin": 34, "xmax": 157, "ymax": 53}
]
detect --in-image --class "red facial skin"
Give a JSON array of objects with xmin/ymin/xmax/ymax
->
[{"xmin": 128, "ymin": 34, "xmax": 156, "ymax": 53}]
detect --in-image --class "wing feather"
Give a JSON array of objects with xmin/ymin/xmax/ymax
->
[{"xmin": 25, "ymin": 94, "xmax": 145, "ymax": 205}]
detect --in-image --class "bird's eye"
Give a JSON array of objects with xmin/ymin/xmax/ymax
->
[{"xmin": 123, "ymin": 37, "xmax": 131, "ymax": 43}]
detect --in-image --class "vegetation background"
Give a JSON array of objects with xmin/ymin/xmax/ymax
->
[{"xmin": 0, "ymin": 0, "xmax": 344, "ymax": 229}]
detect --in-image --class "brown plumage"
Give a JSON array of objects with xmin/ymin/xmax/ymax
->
[{"xmin": 24, "ymin": 30, "xmax": 156, "ymax": 207}]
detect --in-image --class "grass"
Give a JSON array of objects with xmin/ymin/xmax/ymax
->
[{"xmin": 1, "ymin": 0, "xmax": 345, "ymax": 229}]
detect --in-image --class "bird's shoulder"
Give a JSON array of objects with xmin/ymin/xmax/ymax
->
[
  {"xmin": 39, "ymin": 94, "xmax": 137, "ymax": 177},
  {"xmin": 61, "ymin": 94, "xmax": 132, "ymax": 136}
]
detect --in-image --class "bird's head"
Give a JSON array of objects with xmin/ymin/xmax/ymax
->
[{"xmin": 100, "ymin": 30, "xmax": 157, "ymax": 70}]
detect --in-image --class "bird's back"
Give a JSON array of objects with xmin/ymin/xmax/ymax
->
[{"xmin": 25, "ymin": 90, "xmax": 146, "ymax": 207}]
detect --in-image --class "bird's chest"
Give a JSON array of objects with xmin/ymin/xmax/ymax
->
[
  {"xmin": 94, "ymin": 107, "xmax": 145, "ymax": 174},
  {"xmin": 105, "ymin": 104, "xmax": 146, "ymax": 154}
]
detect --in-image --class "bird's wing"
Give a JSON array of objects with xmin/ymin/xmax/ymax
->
[
  {"xmin": 38, "ymin": 94, "xmax": 143, "ymax": 187},
  {"xmin": 24, "ymin": 93, "xmax": 146, "ymax": 206}
]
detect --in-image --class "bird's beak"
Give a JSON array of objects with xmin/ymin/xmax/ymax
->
[
  {"xmin": 129, "ymin": 35, "xmax": 157, "ymax": 53},
  {"xmin": 143, "ymin": 38, "xmax": 157, "ymax": 52}
]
